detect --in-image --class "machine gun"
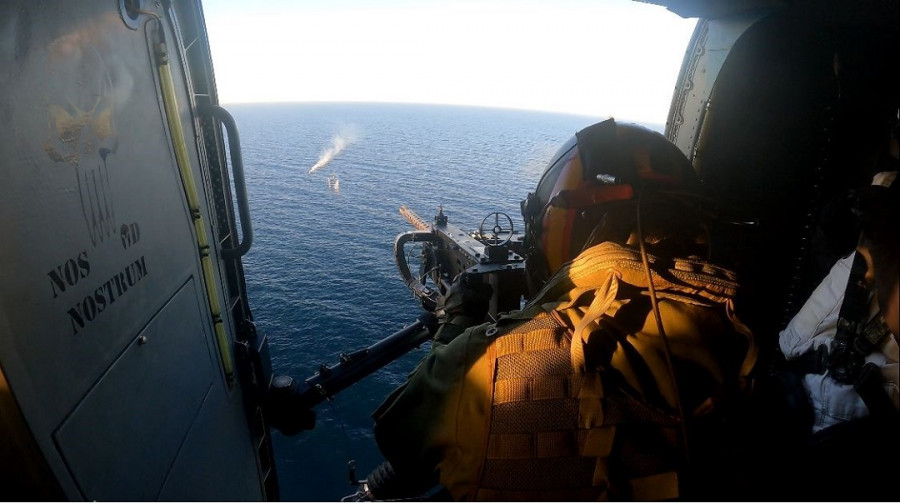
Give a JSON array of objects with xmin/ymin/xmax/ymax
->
[
  {"xmin": 265, "ymin": 205, "xmax": 529, "ymax": 435},
  {"xmin": 394, "ymin": 205, "xmax": 528, "ymax": 319}
]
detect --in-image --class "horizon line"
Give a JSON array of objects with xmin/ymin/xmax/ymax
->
[{"xmin": 215, "ymin": 99, "xmax": 667, "ymax": 131}]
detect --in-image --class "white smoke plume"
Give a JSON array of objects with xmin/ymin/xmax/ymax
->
[{"xmin": 308, "ymin": 127, "xmax": 357, "ymax": 174}]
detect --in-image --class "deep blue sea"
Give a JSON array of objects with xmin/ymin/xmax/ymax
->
[{"xmin": 230, "ymin": 102, "xmax": 662, "ymax": 501}]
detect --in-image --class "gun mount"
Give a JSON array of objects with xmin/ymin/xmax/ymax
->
[{"xmin": 394, "ymin": 205, "xmax": 528, "ymax": 319}]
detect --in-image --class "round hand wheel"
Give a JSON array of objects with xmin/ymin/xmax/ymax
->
[{"xmin": 478, "ymin": 212, "xmax": 515, "ymax": 246}]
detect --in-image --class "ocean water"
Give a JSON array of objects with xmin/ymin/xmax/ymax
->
[{"xmin": 230, "ymin": 102, "xmax": 662, "ymax": 501}]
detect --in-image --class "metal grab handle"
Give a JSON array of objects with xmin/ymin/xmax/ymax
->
[
  {"xmin": 198, "ymin": 104, "xmax": 253, "ymax": 258},
  {"xmin": 394, "ymin": 230, "xmax": 442, "ymax": 310}
]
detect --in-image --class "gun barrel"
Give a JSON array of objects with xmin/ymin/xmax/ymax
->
[
  {"xmin": 400, "ymin": 205, "xmax": 430, "ymax": 231},
  {"xmin": 294, "ymin": 312, "xmax": 438, "ymax": 409}
]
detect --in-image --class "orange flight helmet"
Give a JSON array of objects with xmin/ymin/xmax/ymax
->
[{"xmin": 520, "ymin": 118, "xmax": 702, "ymax": 292}]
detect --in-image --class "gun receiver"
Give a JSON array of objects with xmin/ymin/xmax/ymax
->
[{"xmin": 394, "ymin": 205, "xmax": 527, "ymax": 319}]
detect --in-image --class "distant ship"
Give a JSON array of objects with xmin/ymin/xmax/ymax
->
[{"xmin": 327, "ymin": 174, "xmax": 341, "ymax": 192}]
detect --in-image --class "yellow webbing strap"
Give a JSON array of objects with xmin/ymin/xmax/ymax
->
[{"xmin": 158, "ymin": 46, "xmax": 234, "ymax": 385}]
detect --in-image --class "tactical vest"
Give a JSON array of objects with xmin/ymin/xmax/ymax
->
[{"xmin": 464, "ymin": 242, "xmax": 757, "ymax": 501}]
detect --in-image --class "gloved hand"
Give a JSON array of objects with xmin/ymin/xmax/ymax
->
[{"xmin": 436, "ymin": 272, "xmax": 493, "ymax": 327}]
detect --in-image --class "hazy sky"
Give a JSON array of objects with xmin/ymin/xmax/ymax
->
[{"xmin": 203, "ymin": 0, "xmax": 697, "ymax": 125}]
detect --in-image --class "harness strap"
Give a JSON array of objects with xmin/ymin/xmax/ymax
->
[
  {"xmin": 827, "ymin": 252, "xmax": 871, "ymax": 384},
  {"xmin": 837, "ymin": 251, "xmax": 870, "ymax": 330}
]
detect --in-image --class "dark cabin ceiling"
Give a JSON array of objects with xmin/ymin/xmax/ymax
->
[{"xmin": 636, "ymin": 0, "xmax": 787, "ymax": 19}]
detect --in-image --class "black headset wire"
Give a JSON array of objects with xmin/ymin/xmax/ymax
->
[{"xmin": 635, "ymin": 188, "xmax": 691, "ymax": 466}]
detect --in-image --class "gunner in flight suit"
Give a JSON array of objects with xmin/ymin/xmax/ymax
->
[{"xmin": 366, "ymin": 119, "xmax": 759, "ymax": 501}]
